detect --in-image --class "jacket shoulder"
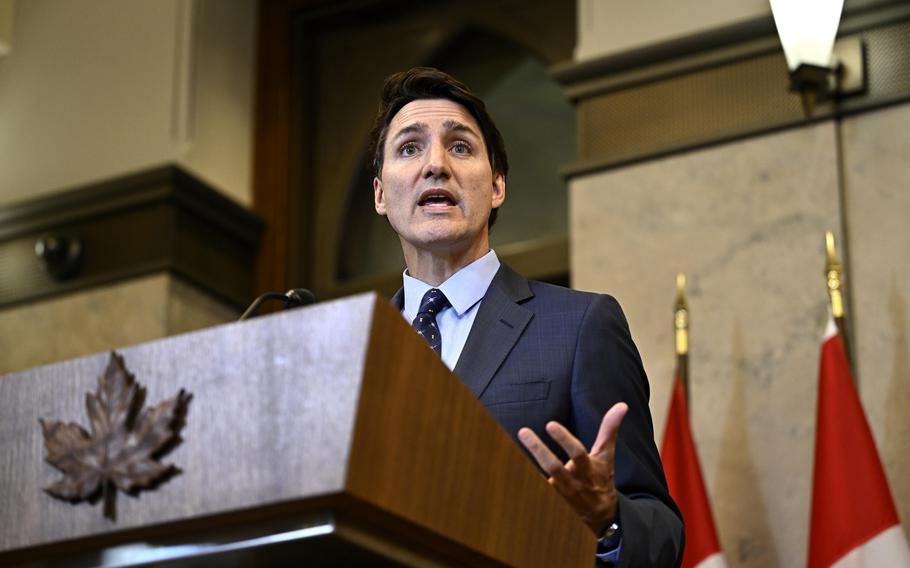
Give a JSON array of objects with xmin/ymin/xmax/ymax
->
[{"xmin": 525, "ymin": 279, "xmax": 621, "ymax": 312}]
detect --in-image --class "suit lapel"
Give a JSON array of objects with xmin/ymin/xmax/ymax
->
[
  {"xmin": 453, "ymin": 264, "xmax": 534, "ymax": 398},
  {"xmin": 391, "ymin": 288, "xmax": 405, "ymax": 311}
]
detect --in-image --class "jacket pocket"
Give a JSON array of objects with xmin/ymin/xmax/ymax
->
[{"xmin": 482, "ymin": 380, "xmax": 551, "ymax": 406}]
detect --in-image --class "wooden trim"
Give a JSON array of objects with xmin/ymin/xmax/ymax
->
[
  {"xmin": 252, "ymin": 0, "xmax": 336, "ymax": 296},
  {"xmin": 560, "ymin": 92, "xmax": 910, "ymax": 181},
  {"xmin": 550, "ymin": 16, "xmax": 777, "ymax": 91},
  {"xmin": 557, "ymin": 5, "xmax": 910, "ymax": 180},
  {"xmin": 0, "ymin": 167, "xmax": 253, "ymax": 244},
  {"xmin": 252, "ymin": 0, "xmax": 292, "ymax": 295},
  {"xmin": 0, "ymin": 165, "xmax": 263, "ymax": 309},
  {"xmin": 552, "ymin": 0, "xmax": 910, "ymax": 97}
]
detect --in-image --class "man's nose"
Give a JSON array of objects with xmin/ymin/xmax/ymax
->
[{"xmin": 422, "ymin": 141, "xmax": 450, "ymax": 178}]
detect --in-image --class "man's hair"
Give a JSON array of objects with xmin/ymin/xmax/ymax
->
[{"xmin": 367, "ymin": 67, "xmax": 508, "ymax": 228}]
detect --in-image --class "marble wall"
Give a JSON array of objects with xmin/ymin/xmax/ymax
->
[
  {"xmin": 841, "ymin": 102, "xmax": 910, "ymax": 536},
  {"xmin": 571, "ymin": 122, "xmax": 846, "ymax": 566},
  {"xmin": 0, "ymin": 273, "xmax": 237, "ymax": 376}
]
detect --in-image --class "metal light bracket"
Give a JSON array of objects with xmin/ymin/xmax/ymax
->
[{"xmin": 790, "ymin": 36, "xmax": 866, "ymax": 116}]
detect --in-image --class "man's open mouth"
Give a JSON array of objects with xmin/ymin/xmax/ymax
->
[{"xmin": 418, "ymin": 189, "xmax": 457, "ymax": 207}]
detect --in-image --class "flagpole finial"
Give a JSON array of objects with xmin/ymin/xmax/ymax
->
[
  {"xmin": 825, "ymin": 231, "xmax": 845, "ymax": 318},
  {"xmin": 674, "ymin": 273, "xmax": 689, "ymax": 356}
]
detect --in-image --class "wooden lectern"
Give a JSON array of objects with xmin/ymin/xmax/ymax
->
[{"xmin": 0, "ymin": 293, "xmax": 596, "ymax": 567}]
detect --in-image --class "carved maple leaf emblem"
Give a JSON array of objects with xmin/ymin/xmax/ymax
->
[{"xmin": 40, "ymin": 351, "xmax": 190, "ymax": 520}]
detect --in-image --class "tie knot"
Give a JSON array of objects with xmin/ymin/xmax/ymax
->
[{"xmin": 418, "ymin": 288, "xmax": 449, "ymax": 316}]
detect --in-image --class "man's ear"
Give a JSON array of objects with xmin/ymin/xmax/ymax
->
[
  {"xmin": 491, "ymin": 173, "xmax": 506, "ymax": 209},
  {"xmin": 373, "ymin": 177, "xmax": 387, "ymax": 215}
]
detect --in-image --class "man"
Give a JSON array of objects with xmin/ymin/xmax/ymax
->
[{"xmin": 368, "ymin": 67, "xmax": 683, "ymax": 567}]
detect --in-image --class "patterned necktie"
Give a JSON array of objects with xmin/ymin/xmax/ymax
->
[{"xmin": 412, "ymin": 288, "xmax": 450, "ymax": 355}]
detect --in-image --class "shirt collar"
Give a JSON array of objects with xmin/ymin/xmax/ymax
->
[{"xmin": 402, "ymin": 250, "xmax": 501, "ymax": 318}]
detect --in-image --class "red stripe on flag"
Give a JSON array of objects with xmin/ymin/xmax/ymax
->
[
  {"xmin": 661, "ymin": 376, "xmax": 724, "ymax": 568},
  {"xmin": 808, "ymin": 331, "xmax": 901, "ymax": 568}
]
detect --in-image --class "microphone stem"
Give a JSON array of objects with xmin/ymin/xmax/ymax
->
[{"xmin": 238, "ymin": 292, "xmax": 291, "ymax": 322}]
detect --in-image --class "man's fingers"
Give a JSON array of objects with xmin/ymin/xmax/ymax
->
[
  {"xmin": 517, "ymin": 427, "xmax": 576, "ymax": 486},
  {"xmin": 545, "ymin": 421, "xmax": 593, "ymax": 475},
  {"xmin": 518, "ymin": 427, "xmax": 562, "ymax": 472},
  {"xmin": 521, "ymin": 421, "xmax": 621, "ymax": 533},
  {"xmin": 590, "ymin": 402, "xmax": 628, "ymax": 456}
]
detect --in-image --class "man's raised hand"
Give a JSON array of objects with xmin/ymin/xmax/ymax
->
[{"xmin": 517, "ymin": 402, "xmax": 629, "ymax": 536}]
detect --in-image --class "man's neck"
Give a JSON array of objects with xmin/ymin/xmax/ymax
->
[{"xmin": 401, "ymin": 239, "xmax": 490, "ymax": 286}]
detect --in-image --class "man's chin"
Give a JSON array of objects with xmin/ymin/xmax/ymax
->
[
  {"xmin": 405, "ymin": 223, "xmax": 462, "ymax": 244},
  {"xmin": 402, "ymin": 230, "xmax": 480, "ymax": 255}
]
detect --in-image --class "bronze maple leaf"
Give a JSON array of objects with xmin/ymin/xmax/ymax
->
[{"xmin": 40, "ymin": 351, "xmax": 190, "ymax": 520}]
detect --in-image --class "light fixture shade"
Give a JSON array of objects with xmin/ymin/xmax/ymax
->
[{"xmin": 770, "ymin": 0, "xmax": 845, "ymax": 71}]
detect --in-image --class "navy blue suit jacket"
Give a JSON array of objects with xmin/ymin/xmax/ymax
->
[{"xmin": 393, "ymin": 262, "xmax": 683, "ymax": 567}]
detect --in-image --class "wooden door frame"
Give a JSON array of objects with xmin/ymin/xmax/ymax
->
[{"xmin": 253, "ymin": 0, "xmax": 573, "ymax": 297}]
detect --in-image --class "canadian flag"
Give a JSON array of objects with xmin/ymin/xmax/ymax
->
[
  {"xmin": 808, "ymin": 317, "xmax": 910, "ymax": 567},
  {"xmin": 661, "ymin": 376, "xmax": 726, "ymax": 568}
]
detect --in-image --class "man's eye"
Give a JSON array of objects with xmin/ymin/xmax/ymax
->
[
  {"xmin": 400, "ymin": 143, "xmax": 419, "ymax": 156},
  {"xmin": 451, "ymin": 142, "xmax": 471, "ymax": 155}
]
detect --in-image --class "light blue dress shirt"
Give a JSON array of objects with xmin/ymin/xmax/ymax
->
[{"xmin": 401, "ymin": 249, "xmax": 500, "ymax": 371}]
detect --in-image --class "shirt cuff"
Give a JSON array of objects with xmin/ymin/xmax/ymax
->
[{"xmin": 595, "ymin": 537, "xmax": 622, "ymax": 565}]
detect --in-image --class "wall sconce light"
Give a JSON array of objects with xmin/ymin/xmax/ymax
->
[{"xmin": 770, "ymin": 0, "xmax": 866, "ymax": 116}]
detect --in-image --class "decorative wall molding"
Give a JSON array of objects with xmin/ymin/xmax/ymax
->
[
  {"xmin": 0, "ymin": 166, "xmax": 263, "ymax": 309},
  {"xmin": 555, "ymin": 0, "xmax": 910, "ymax": 179}
]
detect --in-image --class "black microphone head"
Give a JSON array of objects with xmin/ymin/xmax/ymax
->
[{"xmin": 284, "ymin": 288, "xmax": 317, "ymax": 307}]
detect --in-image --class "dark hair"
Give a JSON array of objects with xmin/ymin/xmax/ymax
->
[{"xmin": 367, "ymin": 67, "xmax": 508, "ymax": 228}]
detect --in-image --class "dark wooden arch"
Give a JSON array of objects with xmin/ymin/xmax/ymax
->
[{"xmin": 253, "ymin": 0, "xmax": 575, "ymax": 298}]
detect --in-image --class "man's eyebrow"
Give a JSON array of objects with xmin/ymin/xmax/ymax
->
[
  {"xmin": 443, "ymin": 120, "xmax": 479, "ymax": 136},
  {"xmin": 391, "ymin": 122, "xmax": 428, "ymax": 140}
]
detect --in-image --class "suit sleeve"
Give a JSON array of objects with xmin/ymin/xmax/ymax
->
[{"xmin": 570, "ymin": 294, "xmax": 685, "ymax": 567}]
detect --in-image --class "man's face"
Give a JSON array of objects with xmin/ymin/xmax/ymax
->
[{"xmin": 373, "ymin": 98, "xmax": 505, "ymax": 257}]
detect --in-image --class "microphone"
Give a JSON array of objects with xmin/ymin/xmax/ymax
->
[
  {"xmin": 238, "ymin": 288, "xmax": 317, "ymax": 321},
  {"xmin": 284, "ymin": 288, "xmax": 317, "ymax": 308}
]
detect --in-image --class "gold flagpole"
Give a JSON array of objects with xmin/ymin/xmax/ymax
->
[
  {"xmin": 825, "ymin": 231, "xmax": 853, "ymax": 369},
  {"xmin": 674, "ymin": 273, "xmax": 690, "ymax": 402}
]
